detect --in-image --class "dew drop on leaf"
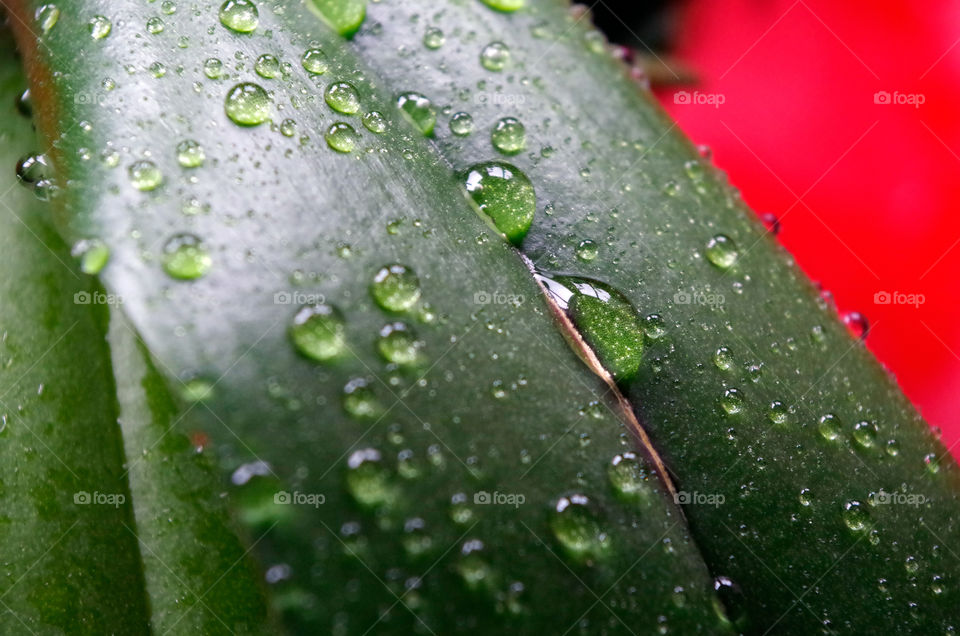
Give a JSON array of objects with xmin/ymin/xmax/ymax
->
[
  {"xmin": 345, "ymin": 448, "xmax": 393, "ymax": 507},
  {"xmin": 127, "ymin": 160, "xmax": 162, "ymax": 191},
  {"xmin": 705, "ymin": 234, "xmax": 738, "ymax": 269},
  {"xmin": 176, "ymin": 140, "xmax": 205, "ymax": 168},
  {"xmin": 491, "ymin": 117, "xmax": 526, "ymax": 155},
  {"xmin": 396, "ymin": 92, "xmax": 437, "ymax": 136},
  {"xmin": 362, "ymin": 111, "xmax": 387, "ymax": 134},
  {"xmin": 324, "ymin": 81, "xmax": 361, "ymax": 114},
  {"xmin": 225, "ymin": 83, "xmax": 271, "ymax": 126},
  {"xmin": 376, "ymin": 322, "xmax": 422, "ymax": 365},
  {"xmin": 301, "ymin": 48, "xmax": 329, "ymax": 75},
  {"xmin": 713, "ymin": 346, "xmax": 734, "ymax": 371},
  {"xmin": 853, "ymin": 420, "xmax": 878, "ymax": 448},
  {"xmin": 550, "ymin": 494, "xmax": 610, "ymax": 560},
  {"xmin": 371, "ymin": 264, "xmax": 421, "ymax": 312},
  {"xmin": 162, "ymin": 233, "xmax": 212, "ymax": 280},
  {"xmin": 818, "ymin": 413, "xmax": 841, "ymax": 442},
  {"xmin": 607, "ymin": 452, "xmax": 649, "ymax": 500},
  {"xmin": 71, "ymin": 239, "xmax": 110, "ymax": 275},
  {"xmin": 423, "ymin": 27, "xmax": 445, "ymax": 50},
  {"xmin": 720, "ymin": 388, "xmax": 744, "ymax": 415},
  {"xmin": 480, "ymin": 42, "xmax": 511, "ymax": 71},
  {"xmin": 325, "ymin": 122, "xmax": 359, "ymax": 153},
  {"xmin": 219, "ymin": 0, "xmax": 259, "ymax": 33},
  {"xmin": 88, "ymin": 15, "xmax": 112, "ymax": 40},
  {"xmin": 342, "ymin": 378, "xmax": 381, "ymax": 419},
  {"xmin": 843, "ymin": 500, "xmax": 869, "ymax": 531},
  {"xmin": 309, "ymin": 0, "xmax": 367, "ymax": 37},
  {"xmin": 575, "ymin": 239, "xmax": 598, "ymax": 262},
  {"xmin": 463, "ymin": 162, "xmax": 536, "ymax": 244},
  {"xmin": 289, "ymin": 303, "xmax": 346, "ymax": 362},
  {"xmin": 450, "ymin": 112, "xmax": 474, "ymax": 137},
  {"xmin": 16, "ymin": 153, "xmax": 50, "ymax": 186},
  {"xmin": 479, "ymin": 0, "xmax": 525, "ymax": 13},
  {"xmin": 255, "ymin": 54, "xmax": 280, "ymax": 78},
  {"xmin": 35, "ymin": 4, "xmax": 60, "ymax": 33}
]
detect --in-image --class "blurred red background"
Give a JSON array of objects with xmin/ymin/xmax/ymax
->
[{"xmin": 653, "ymin": 0, "xmax": 960, "ymax": 456}]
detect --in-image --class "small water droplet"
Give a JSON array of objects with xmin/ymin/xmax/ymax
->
[
  {"xmin": 377, "ymin": 322, "xmax": 423, "ymax": 365},
  {"xmin": 608, "ymin": 452, "xmax": 649, "ymax": 499},
  {"xmin": 128, "ymin": 160, "xmax": 163, "ymax": 191},
  {"xmin": 551, "ymin": 494, "xmax": 610, "ymax": 560},
  {"xmin": 843, "ymin": 312, "xmax": 869, "ymax": 340},
  {"xmin": 423, "ymin": 27, "xmax": 445, "ymax": 49},
  {"xmin": 480, "ymin": 41, "xmax": 511, "ymax": 71},
  {"xmin": 16, "ymin": 154, "xmax": 50, "ymax": 186},
  {"xmin": 396, "ymin": 92, "xmax": 436, "ymax": 136},
  {"xmin": 362, "ymin": 111, "xmax": 387, "ymax": 134},
  {"xmin": 325, "ymin": 81, "xmax": 360, "ymax": 114},
  {"xmin": 761, "ymin": 212, "xmax": 781, "ymax": 235},
  {"xmin": 346, "ymin": 448, "xmax": 393, "ymax": 507},
  {"xmin": 768, "ymin": 401, "xmax": 789, "ymax": 425},
  {"xmin": 204, "ymin": 58, "xmax": 224, "ymax": 79},
  {"xmin": 491, "ymin": 117, "xmax": 526, "ymax": 155},
  {"xmin": 325, "ymin": 122, "xmax": 359, "ymax": 153},
  {"xmin": 843, "ymin": 500, "xmax": 868, "ymax": 531},
  {"xmin": 176, "ymin": 139, "xmax": 205, "ymax": 168},
  {"xmin": 818, "ymin": 413, "xmax": 841, "ymax": 442},
  {"xmin": 219, "ymin": 0, "xmax": 259, "ymax": 33},
  {"xmin": 705, "ymin": 234, "xmax": 738, "ymax": 269},
  {"xmin": 643, "ymin": 314, "xmax": 666, "ymax": 339},
  {"xmin": 798, "ymin": 488, "xmax": 813, "ymax": 506},
  {"xmin": 853, "ymin": 420, "xmax": 878, "ymax": 448},
  {"xmin": 450, "ymin": 111, "xmax": 474, "ymax": 136},
  {"xmin": 463, "ymin": 162, "xmax": 535, "ymax": 244},
  {"xmin": 255, "ymin": 54, "xmax": 280, "ymax": 78},
  {"xmin": 713, "ymin": 346, "xmax": 734, "ymax": 371},
  {"xmin": 71, "ymin": 239, "xmax": 110, "ymax": 275},
  {"xmin": 343, "ymin": 378, "xmax": 381, "ymax": 419},
  {"xmin": 924, "ymin": 453, "xmax": 940, "ymax": 474},
  {"xmin": 225, "ymin": 82, "xmax": 270, "ymax": 126},
  {"xmin": 162, "ymin": 233, "xmax": 211, "ymax": 280},
  {"xmin": 88, "ymin": 15, "xmax": 112, "ymax": 39},
  {"xmin": 16, "ymin": 89, "xmax": 32, "ymax": 118},
  {"xmin": 576, "ymin": 239, "xmax": 598, "ymax": 262},
  {"xmin": 371, "ymin": 264, "xmax": 421, "ymax": 312},
  {"xmin": 146, "ymin": 17, "xmax": 165, "ymax": 34},
  {"xmin": 720, "ymin": 388, "xmax": 744, "ymax": 415},
  {"xmin": 290, "ymin": 303, "xmax": 346, "ymax": 362}
]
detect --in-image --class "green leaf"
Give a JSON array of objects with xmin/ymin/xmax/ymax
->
[
  {"xmin": 5, "ymin": 0, "xmax": 960, "ymax": 633},
  {"xmin": 0, "ymin": 32, "xmax": 267, "ymax": 633}
]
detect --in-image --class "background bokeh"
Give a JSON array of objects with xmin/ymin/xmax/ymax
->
[{"xmin": 597, "ymin": 0, "xmax": 960, "ymax": 455}]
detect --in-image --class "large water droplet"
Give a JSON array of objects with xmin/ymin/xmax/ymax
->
[
  {"xmin": 479, "ymin": 0, "xmax": 525, "ymax": 13},
  {"xmin": 371, "ymin": 264, "xmax": 421, "ymax": 312},
  {"xmin": 491, "ymin": 117, "xmax": 526, "ymax": 155},
  {"xmin": 377, "ymin": 322, "xmax": 422, "ymax": 365},
  {"xmin": 88, "ymin": 15, "xmax": 112, "ymax": 39},
  {"xmin": 345, "ymin": 448, "xmax": 393, "ymax": 507},
  {"xmin": 324, "ymin": 81, "xmax": 360, "ymax": 114},
  {"xmin": 818, "ymin": 414, "xmax": 841, "ymax": 442},
  {"xmin": 290, "ymin": 303, "xmax": 346, "ymax": 362},
  {"xmin": 396, "ymin": 92, "xmax": 436, "ymax": 136},
  {"xmin": 225, "ymin": 83, "xmax": 270, "ymax": 126},
  {"xmin": 423, "ymin": 27, "xmax": 445, "ymax": 50},
  {"xmin": 162, "ymin": 233, "xmax": 212, "ymax": 280},
  {"xmin": 550, "ymin": 494, "xmax": 610, "ymax": 560},
  {"xmin": 255, "ymin": 54, "xmax": 280, "ymax": 78},
  {"xmin": 537, "ymin": 273, "xmax": 644, "ymax": 381},
  {"xmin": 342, "ymin": 378, "xmax": 381, "ymax": 418},
  {"xmin": 128, "ymin": 160, "xmax": 163, "ymax": 191},
  {"xmin": 450, "ymin": 112, "xmax": 474, "ymax": 136},
  {"xmin": 480, "ymin": 42, "xmax": 511, "ymax": 71},
  {"xmin": 325, "ymin": 122, "xmax": 359, "ymax": 153},
  {"xmin": 219, "ymin": 0, "xmax": 259, "ymax": 33},
  {"xmin": 301, "ymin": 48, "xmax": 329, "ymax": 75},
  {"xmin": 705, "ymin": 234, "xmax": 738, "ymax": 269},
  {"xmin": 853, "ymin": 420, "xmax": 878, "ymax": 448},
  {"xmin": 720, "ymin": 388, "xmax": 744, "ymax": 415},
  {"xmin": 16, "ymin": 154, "xmax": 50, "ymax": 186},
  {"xmin": 463, "ymin": 162, "xmax": 535, "ymax": 244},
  {"xmin": 607, "ymin": 452, "xmax": 649, "ymax": 500},
  {"xmin": 176, "ymin": 140, "xmax": 205, "ymax": 168},
  {"xmin": 842, "ymin": 500, "xmax": 869, "ymax": 531},
  {"xmin": 309, "ymin": 0, "xmax": 367, "ymax": 37}
]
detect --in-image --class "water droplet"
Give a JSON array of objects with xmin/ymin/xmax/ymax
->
[
  {"xmin": 88, "ymin": 15, "xmax": 112, "ymax": 39},
  {"xmin": 643, "ymin": 314, "xmax": 666, "ymax": 339},
  {"xmin": 885, "ymin": 439, "xmax": 900, "ymax": 457},
  {"xmin": 371, "ymin": 264, "xmax": 421, "ymax": 312},
  {"xmin": 423, "ymin": 27, "xmax": 445, "ymax": 49},
  {"xmin": 16, "ymin": 154, "xmax": 50, "ymax": 186},
  {"xmin": 576, "ymin": 239, "xmax": 598, "ymax": 262},
  {"xmin": 162, "ymin": 233, "xmax": 212, "ymax": 280},
  {"xmin": 71, "ymin": 239, "xmax": 110, "ymax": 275},
  {"xmin": 204, "ymin": 58, "xmax": 224, "ymax": 79},
  {"xmin": 608, "ymin": 452, "xmax": 649, "ymax": 499},
  {"xmin": 798, "ymin": 488, "xmax": 813, "ymax": 506},
  {"xmin": 720, "ymin": 388, "xmax": 744, "ymax": 415},
  {"xmin": 818, "ymin": 414, "xmax": 841, "ymax": 442},
  {"xmin": 35, "ymin": 4, "xmax": 60, "ymax": 33},
  {"xmin": 362, "ymin": 111, "xmax": 387, "ymax": 134},
  {"xmin": 853, "ymin": 420, "xmax": 878, "ymax": 448},
  {"xmin": 842, "ymin": 500, "xmax": 869, "ymax": 531},
  {"xmin": 713, "ymin": 346, "xmax": 734, "ymax": 371},
  {"xmin": 537, "ymin": 273, "xmax": 644, "ymax": 381},
  {"xmin": 843, "ymin": 312, "xmax": 869, "ymax": 340},
  {"xmin": 219, "ymin": 0, "xmax": 259, "ymax": 33},
  {"xmin": 128, "ymin": 160, "xmax": 163, "ymax": 191},
  {"xmin": 924, "ymin": 453, "xmax": 940, "ymax": 474},
  {"xmin": 479, "ymin": 0, "xmax": 525, "ymax": 13},
  {"xmin": 768, "ymin": 401, "xmax": 789, "ymax": 425},
  {"xmin": 491, "ymin": 117, "xmax": 526, "ymax": 155},
  {"xmin": 705, "ymin": 234, "xmax": 738, "ymax": 269},
  {"xmin": 325, "ymin": 122, "xmax": 359, "ymax": 153},
  {"xmin": 551, "ymin": 494, "xmax": 610, "ymax": 560},
  {"xmin": 395, "ymin": 92, "xmax": 437, "ymax": 136},
  {"xmin": 343, "ymin": 378, "xmax": 381, "ymax": 418},
  {"xmin": 290, "ymin": 304, "xmax": 346, "ymax": 362},
  {"xmin": 402, "ymin": 518, "xmax": 433, "ymax": 557},
  {"xmin": 450, "ymin": 111, "xmax": 474, "ymax": 136},
  {"xmin": 225, "ymin": 83, "xmax": 270, "ymax": 126},
  {"xmin": 16, "ymin": 89, "xmax": 32, "ymax": 118},
  {"xmin": 377, "ymin": 322, "xmax": 422, "ymax": 365},
  {"xmin": 324, "ymin": 82, "xmax": 360, "ymax": 114},
  {"xmin": 904, "ymin": 555, "xmax": 920, "ymax": 574},
  {"xmin": 712, "ymin": 576, "xmax": 748, "ymax": 627},
  {"xmin": 308, "ymin": 0, "xmax": 367, "ymax": 37},
  {"xmin": 255, "ymin": 54, "xmax": 280, "ymax": 78},
  {"xmin": 301, "ymin": 48, "xmax": 329, "ymax": 75},
  {"xmin": 176, "ymin": 139, "xmax": 205, "ymax": 168},
  {"xmin": 480, "ymin": 42, "xmax": 511, "ymax": 71},
  {"xmin": 182, "ymin": 377, "xmax": 214, "ymax": 402},
  {"xmin": 345, "ymin": 448, "xmax": 393, "ymax": 507},
  {"xmin": 457, "ymin": 540, "xmax": 496, "ymax": 590},
  {"xmin": 146, "ymin": 17, "xmax": 165, "ymax": 34},
  {"xmin": 761, "ymin": 212, "xmax": 781, "ymax": 235},
  {"xmin": 463, "ymin": 162, "xmax": 535, "ymax": 244}
]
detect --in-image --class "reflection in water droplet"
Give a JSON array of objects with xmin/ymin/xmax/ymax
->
[
  {"xmin": 162, "ymin": 233, "xmax": 212, "ymax": 280},
  {"xmin": 550, "ymin": 494, "xmax": 610, "ymax": 560},
  {"xmin": 225, "ymin": 83, "xmax": 270, "ymax": 126},
  {"xmin": 450, "ymin": 112, "xmax": 474, "ymax": 136},
  {"xmin": 325, "ymin": 122, "xmax": 359, "ymax": 153},
  {"xmin": 705, "ymin": 234, "xmax": 738, "ymax": 269},
  {"xmin": 219, "ymin": 0, "xmax": 259, "ymax": 33},
  {"xmin": 463, "ymin": 162, "xmax": 535, "ymax": 244},
  {"xmin": 301, "ymin": 48, "xmax": 329, "ymax": 75},
  {"xmin": 843, "ymin": 500, "xmax": 869, "ymax": 531},
  {"xmin": 290, "ymin": 303, "xmax": 346, "ymax": 362},
  {"xmin": 396, "ymin": 92, "xmax": 437, "ymax": 136},
  {"xmin": 176, "ymin": 140, "xmax": 205, "ymax": 168},
  {"xmin": 377, "ymin": 322, "xmax": 422, "ymax": 365},
  {"xmin": 480, "ymin": 42, "xmax": 511, "ymax": 71},
  {"xmin": 491, "ymin": 117, "xmax": 526, "ymax": 155},
  {"xmin": 817, "ymin": 414, "xmax": 841, "ymax": 442},
  {"xmin": 325, "ymin": 82, "xmax": 361, "ymax": 114},
  {"xmin": 128, "ymin": 160, "xmax": 163, "ymax": 191},
  {"xmin": 371, "ymin": 264, "xmax": 421, "ymax": 312}
]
